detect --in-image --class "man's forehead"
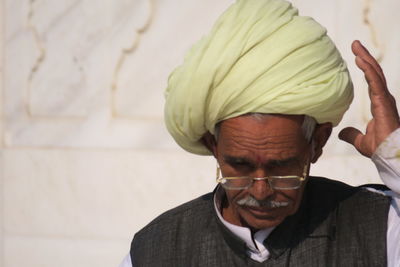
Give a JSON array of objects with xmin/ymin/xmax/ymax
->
[
  {"xmin": 215, "ymin": 114, "xmax": 310, "ymax": 164},
  {"xmin": 217, "ymin": 114, "xmax": 306, "ymax": 147},
  {"xmin": 217, "ymin": 114, "xmax": 305, "ymax": 134}
]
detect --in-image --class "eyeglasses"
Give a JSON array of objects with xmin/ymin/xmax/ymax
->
[{"xmin": 216, "ymin": 162, "xmax": 308, "ymax": 190}]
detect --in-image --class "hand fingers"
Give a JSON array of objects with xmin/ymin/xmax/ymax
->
[
  {"xmin": 364, "ymin": 119, "xmax": 375, "ymax": 135},
  {"xmin": 352, "ymin": 40, "xmax": 387, "ymax": 86},
  {"xmin": 354, "ymin": 55, "xmax": 398, "ymax": 119},
  {"xmin": 355, "ymin": 56, "xmax": 386, "ymax": 98},
  {"xmin": 338, "ymin": 127, "xmax": 366, "ymax": 155},
  {"xmin": 356, "ymin": 56, "xmax": 399, "ymax": 122},
  {"xmin": 353, "ymin": 41, "xmax": 400, "ymax": 124}
]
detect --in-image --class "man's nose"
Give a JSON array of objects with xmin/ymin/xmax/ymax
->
[{"xmin": 248, "ymin": 170, "xmax": 274, "ymax": 200}]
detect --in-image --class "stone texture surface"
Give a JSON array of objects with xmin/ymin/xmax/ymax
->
[
  {"xmin": 2, "ymin": 148, "xmax": 214, "ymax": 266},
  {"xmin": 4, "ymin": 236, "xmax": 128, "ymax": 267},
  {"xmin": 0, "ymin": 150, "xmax": 3, "ymax": 267},
  {"xmin": 1, "ymin": 0, "xmax": 4, "ymax": 266},
  {"xmin": 1, "ymin": 0, "xmax": 400, "ymax": 266},
  {"xmin": 3, "ymin": 0, "xmax": 232, "ymax": 149},
  {"xmin": 3, "ymin": 149, "xmax": 215, "ymax": 239}
]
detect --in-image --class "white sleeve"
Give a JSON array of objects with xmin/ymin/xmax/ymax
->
[
  {"xmin": 118, "ymin": 254, "xmax": 133, "ymax": 267},
  {"xmin": 370, "ymin": 128, "xmax": 400, "ymax": 267},
  {"xmin": 371, "ymin": 128, "xmax": 400, "ymax": 195}
]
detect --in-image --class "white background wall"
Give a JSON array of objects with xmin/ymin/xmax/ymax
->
[{"xmin": 1, "ymin": 0, "xmax": 399, "ymax": 266}]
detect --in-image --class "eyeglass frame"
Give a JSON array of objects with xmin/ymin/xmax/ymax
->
[{"xmin": 216, "ymin": 160, "xmax": 309, "ymax": 190}]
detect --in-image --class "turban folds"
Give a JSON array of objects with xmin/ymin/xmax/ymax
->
[{"xmin": 164, "ymin": 0, "xmax": 354, "ymax": 155}]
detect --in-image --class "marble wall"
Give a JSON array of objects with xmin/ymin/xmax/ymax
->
[{"xmin": 1, "ymin": 0, "xmax": 399, "ymax": 266}]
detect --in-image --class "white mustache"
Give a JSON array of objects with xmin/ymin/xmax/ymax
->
[{"xmin": 237, "ymin": 196, "xmax": 290, "ymax": 208}]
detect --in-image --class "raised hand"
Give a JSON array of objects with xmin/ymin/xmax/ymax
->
[{"xmin": 339, "ymin": 40, "xmax": 400, "ymax": 157}]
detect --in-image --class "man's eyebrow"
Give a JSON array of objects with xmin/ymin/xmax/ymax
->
[
  {"xmin": 223, "ymin": 155, "xmax": 252, "ymax": 165},
  {"xmin": 266, "ymin": 157, "xmax": 300, "ymax": 167},
  {"xmin": 223, "ymin": 155, "xmax": 300, "ymax": 166}
]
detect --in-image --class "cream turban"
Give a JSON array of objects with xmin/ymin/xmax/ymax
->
[{"xmin": 165, "ymin": 0, "xmax": 353, "ymax": 155}]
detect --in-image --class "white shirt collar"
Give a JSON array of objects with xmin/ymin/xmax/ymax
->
[{"xmin": 213, "ymin": 186, "xmax": 274, "ymax": 262}]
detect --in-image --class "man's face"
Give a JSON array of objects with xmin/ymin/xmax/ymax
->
[{"xmin": 215, "ymin": 114, "xmax": 311, "ymax": 230}]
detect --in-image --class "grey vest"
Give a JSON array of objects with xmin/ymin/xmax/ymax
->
[{"xmin": 131, "ymin": 177, "xmax": 390, "ymax": 266}]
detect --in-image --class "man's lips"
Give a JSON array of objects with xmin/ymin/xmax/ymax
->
[
  {"xmin": 241, "ymin": 205, "xmax": 276, "ymax": 213},
  {"xmin": 237, "ymin": 200, "xmax": 290, "ymax": 214},
  {"xmin": 239, "ymin": 205, "xmax": 277, "ymax": 219},
  {"xmin": 237, "ymin": 199, "xmax": 290, "ymax": 208}
]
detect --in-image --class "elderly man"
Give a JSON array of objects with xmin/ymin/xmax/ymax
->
[{"xmin": 120, "ymin": 0, "xmax": 400, "ymax": 266}]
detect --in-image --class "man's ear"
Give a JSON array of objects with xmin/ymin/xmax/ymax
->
[
  {"xmin": 201, "ymin": 131, "xmax": 218, "ymax": 158},
  {"xmin": 311, "ymin": 122, "xmax": 332, "ymax": 163}
]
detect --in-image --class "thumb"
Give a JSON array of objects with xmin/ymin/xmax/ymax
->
[{"xmin": 338, "ymin": 127, "xmax": 364, "ymax": 150}]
